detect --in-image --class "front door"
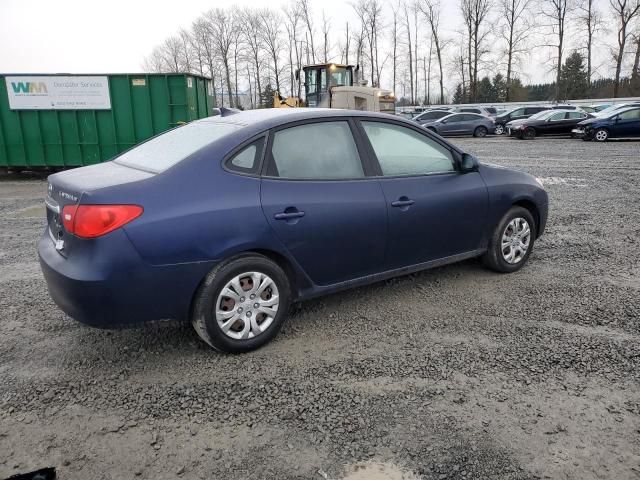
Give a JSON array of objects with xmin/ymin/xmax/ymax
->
[
  {"xmin": 612, "ymin": 108, "xmax": 640, "ymax": 137},
  {"xmin": 260, "ymin": 119, "xmax": 387, "ymax": 286},
  {"xmin": 358, "ymin": 120, "xmax": 488, "ymax": 269}
]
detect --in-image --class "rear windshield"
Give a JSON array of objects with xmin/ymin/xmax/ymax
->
[{"xmin": 114, "ymin": 122, "xmax": 239, "ymax": 172}]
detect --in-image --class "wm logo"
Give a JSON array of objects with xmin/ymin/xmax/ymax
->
[{"xmin": 11, "ymin": 82, "xmax": 48, "ymax": 94}]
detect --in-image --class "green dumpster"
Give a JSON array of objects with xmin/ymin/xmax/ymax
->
[{"xmin": 0, "ymin": 73, "xmax": 214, "ymax": 169}]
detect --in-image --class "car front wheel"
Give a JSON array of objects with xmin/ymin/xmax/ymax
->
[
  {"xmin": 483, "ymin": 206, "xmax": 536, "ymax": 273},
  {"xmin": 594, "ymin": 128, "xmax": 609, "ymax": 142},
  {"xmin": 494, "ymin": 123, "xmax": 505, "ymax": 135},
  {"xmin": 523, "ymin": 127, "xmax": 536, "ymax": 140},
  {"xmin": 192, "ymin": 254, "xmax": 291, "ymax": 353}
]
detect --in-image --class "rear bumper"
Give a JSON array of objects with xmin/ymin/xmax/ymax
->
[{"xmin": 38, "ymin": 229, "xmax": 214, "ymax": 328}]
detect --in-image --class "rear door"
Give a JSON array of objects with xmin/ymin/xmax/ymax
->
[
  {"xmin": 357, "ymin": 119, "xmax": 488, "ymax": 268},
  {"xmin": 260, "ymin": 119, "xmax": 387, "ymax": 286}
]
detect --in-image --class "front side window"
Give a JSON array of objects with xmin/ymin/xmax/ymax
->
[
  {"xmin": 270, "ymin": 122, "xmax": 364, "ymax": 179},
  {"xmin": 115, "ymin": 122, "xmax": 239, "ymax": 172},
  {"xmin": 362, "ymin": 121, "xmax": 454, "ymax": 176},
  {"xmin": 511, "ymin": 108, "xmax": 525, "ymax": 116}
]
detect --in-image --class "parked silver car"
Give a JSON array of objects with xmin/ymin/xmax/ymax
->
[{"xmin": 421, "ymin": 113, "xmax": 496, "ymax": 137}]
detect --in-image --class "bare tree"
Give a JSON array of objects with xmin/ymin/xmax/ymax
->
[
  {"xmin": 203, "ymin": 8, "xmax": 237, "ymax": 107},
  {"xmin": 460, "ymin": 0, "xmax": 492, "ymax": 102},
  {"xmin": 322, "ymin": 11, "xmax": 331, "ymax": 62},
  {"xmin": 632, "ymin": 31, "xmax": 640, "ymax": 82},
  {"xmin": 353, "ymin": 0, "xmax": 384, "ymax": 87},
  {"xmin": 283, "ymin": 2, "xmax": 303, "ymax": 98},
  {"xmin": 300, "ymin": 0, "xmax": 317, "ymax": 63},
  {"xmin": 259, "ymin": 8, "xmax": 284, "ymax": 93},
  {"xmin": 540, "ymin": 0, "xmax": 572, "ymax": 102},
  {"xmin": 391, "ymin": 2, "xmax": 400, "ymax": 94},
  {"xmin": 577, "ymin": 0, "xmax": 603, "ymax": 84},
  {"xmin": 241, "ymin": 8, "xmax": 265, "ymax": 104},
  {"xmin": 419, "ymin": 0, "xmax": 446, "ymax": 104},
  {"xmin": 609, "ymin": 0, "xmax": 640, "ymax": 97},
  {"xmin": 193, "ymin": 17, "xmax": 219, "ymax": 107},
  {"xmin": 498, "ymin": 0, "xmax": 535, "ymax": 101},
  {"xmin": 403, "ymin": 2, "xmax": 415, "ymax": 102}
]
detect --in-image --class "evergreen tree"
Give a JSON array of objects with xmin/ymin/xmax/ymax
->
[
  {"xmin": 559, "ymin": 52, "xmax": 589, "ymax": 100},
  {"xmin": 492, "ymin": 74, "xmax": 507, "ymax": 103},
  {"xmin": 260, "ymin": 84, "xmax": 276, "ymax": 108},
  {"xmin": 476, "ymin": 77, "xmax": 494, "ymax": 102},
  {"xmin": 452, "ymin": 83, "xmax": 465, "ymax": 104}
]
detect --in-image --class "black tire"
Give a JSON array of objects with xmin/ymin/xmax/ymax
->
[
  {"xmin": 482, "ymin": 206, "xmax": 537, "ymax": 273},
  {"xmin": 523, "ymin": 127, "xmax": 536, "ymax": 140},
  {"xmin": 191, "ymin": 254, "xmax": 291, "ymax": 353},
  {"xmin": 594, "ymin": 128, "xmax": 609, "ymax": 142},
  {"xmin": 473, "ymin": 126, "xmax": 488, "ymax": 137}
]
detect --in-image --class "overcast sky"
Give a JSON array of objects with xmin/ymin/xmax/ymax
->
[{"xmin": 1, "ymin": 0, "xmax": 620, "ymax": 95}]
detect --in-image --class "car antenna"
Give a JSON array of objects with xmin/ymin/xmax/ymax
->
[{"xmin": 218, "ymin": 107, "xmax": 240, "ymax": 117}]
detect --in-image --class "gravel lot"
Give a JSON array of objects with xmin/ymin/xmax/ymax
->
[{"xmin": 1, "ymin": 136, "xmax": 639, "ymax": 480}]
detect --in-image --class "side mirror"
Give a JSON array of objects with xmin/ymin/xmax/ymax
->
[{"xmin": 460, "ymin": 153, "xmax": 478, "ymax": 173}]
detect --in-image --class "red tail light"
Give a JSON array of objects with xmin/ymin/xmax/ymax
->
[{"xmin": 62, "ymin": 205, "xmax": 143, "ymax": 238}]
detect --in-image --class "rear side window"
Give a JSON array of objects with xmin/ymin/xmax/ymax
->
[
  {"xmin": 115, "ymin": 122, "xmax": 239, "ymax": 172},
  {"xmin": 226, "ymin": 138, "xmax": 265, "ymax": 174},
  {"xmin": 362, "ymin": 121, "xmax": 454, "ymax": 176},
  {"xmin": 549, "ymin": 112, "xmax": 565, "ymax": 121},
  {"xmin": 269, "ymin": 121, "xmax": 364, "ymax": 179},
  {"xmin": 566, "ymin": 111, "xmax": 586, "ymax": 119}
]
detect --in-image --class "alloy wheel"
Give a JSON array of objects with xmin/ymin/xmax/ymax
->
[
  {"xmin": 501, "ymin": 218, "xmax": 531, "ymax": 264},
  {"xmin": 494, "ymin": 124, "xmax": 505, "ymax": 135},
  {"xmin": 595, "ymin": 129, "xmax": 608, "ymax": 142},
  {"xmin": 215, "ymin": 272, "xmax": 279, "ymax": 340}
]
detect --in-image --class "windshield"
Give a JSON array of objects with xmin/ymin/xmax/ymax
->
[
  {"xmin": 328, "ymin": 67, "xmax": 352, "ymax": 86},
  {"xmin": 594, "ymin": 104, "xmax": 637, "ymax": 117},
  {"xmin": 115, "ymin": 122, "xmax": 239, "ymax": 172}
]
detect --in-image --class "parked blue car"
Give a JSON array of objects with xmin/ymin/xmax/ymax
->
[
  {"xmin": 574, "ymin": 106, "xmax": 640, "ymax": 141},
  {"xmin": 39, "ymin": 109, "xmax": 548, "ymax": 352}
]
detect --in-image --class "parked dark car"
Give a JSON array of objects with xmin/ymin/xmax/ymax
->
[
  {"xmin": 508, "ymin": 110, "xmax": 592, "ymax": 139},
  {"xmin": 574, "ymin": 107, "xmax": 640, "ymax": 141},
  {"xmin": 413, "ymin": 109, "xmax": 450, "ymax": 124},
  {"xmin": 421, "ymin": 113, "xmax": 496, "ymax": 137},
  {"xmin": 493, "ymin": 106, "xmax": 549, "ymax": 135},
  {"xmin": 39, "ymin": 109, "xmax": 548, "ymax": 353},
  {"xmin": 504, "ymin": 109, "xmax": 553, "ymax": 133}
]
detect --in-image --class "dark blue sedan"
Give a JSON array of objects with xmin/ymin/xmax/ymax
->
[
  {"xmin": 574, "ymin": 106, "xmax": 640, "ymax": 141},
  {"xmin": 39, "ymin": 109, "xmax": 548, "ymax": 353}
]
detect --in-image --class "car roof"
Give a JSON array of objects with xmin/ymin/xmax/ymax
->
[{"xmin": 197, "ymin": 108, "xmax": 398, "ymax": 130}]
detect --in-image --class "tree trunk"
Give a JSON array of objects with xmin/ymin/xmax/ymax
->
[
  {"xmin": 632, "ymin": 35, "xmax": 640, "ymax": 80},
  {"xmin": 247, "ymin": 65, "xmax": 254, "ymax": 109},
  {"xmin": 224, "ymin": 60, "xmax": 234, "ymax": 108}
]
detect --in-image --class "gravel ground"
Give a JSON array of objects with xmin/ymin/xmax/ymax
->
[{"xmin": 1, "ymin": 136, "xmax": 639, "ymax": 480}]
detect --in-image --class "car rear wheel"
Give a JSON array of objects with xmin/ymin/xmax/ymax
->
[
  {"xmin": 494, "ymin": 124, "xmax": 505, "ymax": 135},
  {"xmin": 473, "ymin": 126, "xmax": 488, "ymax": 137},
  {"xmin": 523, "ymin": 127, "xmax": 536, "ymax": 140},
  {"xmin": 192, "ymin": 254, "xmax": 291, "ymax": 353},
  {"xmin": 594, "ymin": 128, "xmax": 609, "ymax": 142},
  {"xmin": 482, "ymin": 206, "xmax": 536, "ymax": 273}
]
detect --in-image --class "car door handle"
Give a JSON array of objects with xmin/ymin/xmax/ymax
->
[
  {"xmin": 391, "ymin": 198, "xmax": 415, "ymax": 208},
  {"xmin": 274, "ymin": 210, "xmax": 305, "ymax": 220}
]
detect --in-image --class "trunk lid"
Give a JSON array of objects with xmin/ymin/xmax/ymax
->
[{"xmin": 45, "ymin": 162, "xmax": 154, "ymax": 256}]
